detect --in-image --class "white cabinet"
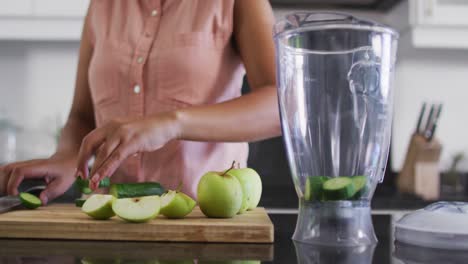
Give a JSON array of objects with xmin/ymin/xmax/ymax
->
[
  {"xmin": 33, "ymin": 0, "xmax": 89, "ymax": 18},
  {"xmin": 0, "ymin": 0, "xmax": 89, "ymax": 41},
  {"xmin": 408, "ymin": 0, "xmax": 468, "ymax": 49},
  {"xmin": 0, "ymin": 0, "xmax": 33, "ymax": 16}
]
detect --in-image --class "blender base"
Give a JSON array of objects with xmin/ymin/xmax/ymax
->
[{"xmin": 292, "ymin": 199, "xmax": 377, "ymax": 246}]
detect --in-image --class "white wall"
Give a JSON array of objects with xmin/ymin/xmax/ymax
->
[
  {"xmin": 0, "ymin": 41, "xmax": 78, "ymax": 159},
  {"xmin": 393, "ymin": 47, "xmax": 468, "ymax": 171}
]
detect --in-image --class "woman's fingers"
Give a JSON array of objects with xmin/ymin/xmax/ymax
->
[
  {"xmin": 7, "ymin": 162, "xmax": 50, "ymax": 196},
  {"xmin": 75, "ymin": 128, "xmax": 108, "ymax": 179},
  {"xmin": 1, "ymin": 159, "xmax": 46, "ymax": 194},
  {"xmin": 88, "ymin": 137, "xmax": 121, "ymax": 189},
  {"xmin": 39, "ymin": 172, "xmax": 75, "ymax": 205},
  {"xmin": 90, "ymin": 143, "xmax": 137, "ymax": 186}
]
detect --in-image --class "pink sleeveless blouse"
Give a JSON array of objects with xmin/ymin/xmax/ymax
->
[{"xmin": 87, "ymin": 0, "xmax": 248, "ymax": 198}]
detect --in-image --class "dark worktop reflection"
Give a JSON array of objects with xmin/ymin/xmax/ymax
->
[{"xmin": 1, "ymin": 214, "xmax": 467, "ymax": 263}]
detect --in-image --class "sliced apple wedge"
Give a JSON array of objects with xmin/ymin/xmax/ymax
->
[
  {"xmin": 112, "ymin": 195, "xmax": 160, "ymax": 223},
  {"xmin": 82, "ymin": 194, "xmax": 115, "ymax": 220},
  {"xmin": 160, "ymin": 190, "xmax": 196, "ymax": 219}
]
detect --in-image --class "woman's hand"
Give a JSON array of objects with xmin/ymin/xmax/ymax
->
[
  {"xmin": 75, "ymin": 112, "xmax": 180, "ymax": 189},
  {"xmin": 0, "ymin": 152, "xmax": 77, "ymax": 205}
]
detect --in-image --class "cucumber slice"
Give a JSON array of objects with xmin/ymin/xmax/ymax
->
[
  {"xmin": 19, "ymin": 192, "xmax": 42, "ymax": 209},
  {"xmin": 351, "ymin": 175, "xmax": 368, "ymax": 199},
  {"xmin": 98, "ymin": 177, "xmax": 111, "ymax": 188},
  {"xmin": 323, "ymin": 177, "xmax": 355, "ymax": 201},
  {"xmin": 82, "ymin": 187, "xmax": 93, "ymax": 194},
  {"xmin": 75, "ymin": 177, "xmax": 111, "ymax": 194},
  {"xmin": 75, "ymin": 198, "xmax": 87, "ymax": 207},
  {"xmin": 304, "ymin": 176, "xmax": 328, "ymax": 201},
  {"xmin": 109, "ymin": 182, "xmax": 165, "ymax": 198}
]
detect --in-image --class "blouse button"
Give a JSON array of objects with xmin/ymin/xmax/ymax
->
[
  {"xmin": 137, "ymin": 56, "xmax": 144, "ymax": 64},
  {"xmin": 133, "ymin": 85, "xmax": 141, "ymax": 94},
  {"xmin": 151, "ymin": 10, "xmax": 158, "ymax": 17}
]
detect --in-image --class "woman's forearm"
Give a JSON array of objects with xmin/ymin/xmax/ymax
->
[
  {"xmin": 174, "ymin": 86, "xmax": 281, "ymax": 142},
  {"xmin": 55, "ymin": 115, "xmax": 95, "ymax": 157}
]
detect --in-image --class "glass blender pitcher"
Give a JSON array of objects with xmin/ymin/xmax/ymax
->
[{"xmin": 274, "ymin": 12, "xmax": 398, "ymax": 246}]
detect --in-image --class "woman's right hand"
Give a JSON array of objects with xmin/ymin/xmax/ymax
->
[{"xmin": 0, "ymin": 152, "xmax": 77, "ymax": 205}]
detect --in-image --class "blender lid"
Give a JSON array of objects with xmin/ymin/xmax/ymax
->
[
  {"xmin": 273, "ymin": 11, "xmax": 399, "ymax": 39},
  {"xmin": 395, "ymin": 201, "xmax": 468, "ymax": 250}
]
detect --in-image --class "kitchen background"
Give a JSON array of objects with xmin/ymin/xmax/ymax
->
[{"xmin": 1, "ymin": 0, "xmax": 467, "ymax": 207}]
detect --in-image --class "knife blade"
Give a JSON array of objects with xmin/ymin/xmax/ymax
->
[
  {"xmin": 415, "ymin": 102, "xmax": 427, "ymax": 134},
  {"xmin": 427, "ymin": 103, "xmax": 443, "ymax": 141},
  {"xmin": 0, "ymin": 196, "xmax": 22, "ymax": 213},
  {"xmin": 0, "ymin": 185, "xmax": 45, "ymax": 214},
  {"xmin": 424, "ymin": 104, "xmax": 436, "ymax": 140}
]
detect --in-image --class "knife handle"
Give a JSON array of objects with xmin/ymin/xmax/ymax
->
[{"xmin": 18, "ymin": 179, "xmax": 47, "ymax": 194}]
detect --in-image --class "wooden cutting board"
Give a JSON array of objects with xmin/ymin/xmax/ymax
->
[{"xmin": 0, "ymin": 204, "xmax": 274, "ymax": 243}]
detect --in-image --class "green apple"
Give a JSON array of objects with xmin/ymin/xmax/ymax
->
[
  {"xmin": 197, "ymin": 168, "xmax": 243, "ymax": 218},
  {"xmin": 227, "ymin": 168, "xmax": 262, "ymax": 213},
  {"xmin": 160, "ymin": 190, "xmax": 196, "ymax": 219},
  {"xmin": 82, "ymin": 194, "xmax": 115, "ymax": 220},
  {"xmin": 112, "ymin": 195, "xmax": 160, "ymax": 223}
]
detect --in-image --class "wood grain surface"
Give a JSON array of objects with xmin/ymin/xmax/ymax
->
[{"xmin": 0, "ymin": 204, "xmax": 274, "ymax": 243}]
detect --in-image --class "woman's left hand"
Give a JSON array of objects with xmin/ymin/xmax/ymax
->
[{"xmin": 75, "ymin": 112, "xmax": 180, "ymax": 189}]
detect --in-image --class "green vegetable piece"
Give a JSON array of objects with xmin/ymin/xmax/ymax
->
[
  {"xmin": 98, "ymin": 177, "xmax": 111, "ymax": 188},
  {"xmin": 75, "ymin": 198, "xmax": 87, "ymax": 207},
  {"xmin": 82, "ymin": 187, "xmax": 93, "ymax": 194},
  {"xmin": 19, "ymin": 192, "xmax": 42, "ymax": 209},
  {"xmin": 109, "ymin": 182, "xmax": 165, "ymax": 198},
  {"xmin": 322, "ymin": 177, "xmax": 355, "ymax": 200},
  {"xmin": 304, "ymin": 176, "xmax": 329, "ymax": 201},
  {"xmin": 75, "ymin": 177, "xmax": 111, "ymax": 194},
  {"xmin": 351, "ymin": 175, "xmax": 368, "ymax": 199}
]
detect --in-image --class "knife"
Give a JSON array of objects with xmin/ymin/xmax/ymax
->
[
  {"xmin": 415, "ymin": 102, "xmax": 427, "ymax": 134},
  {"xmin": 0, "ymin": 182, "xmax": 46, "ymax": 214},
  {"xmin": 427, "ymin": 104, "xmax": 443, "ymax": 141},
  {"xmin": 424, "ymin": 104, "xmax": 436, "ymax": 140}
]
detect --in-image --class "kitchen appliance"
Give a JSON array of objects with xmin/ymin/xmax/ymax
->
[
  {"xmin": 274, "ymin": 12, "xmax": 398, "ymax": 246},
  {"xmin": 394, "ymin": 240, "xmax": 468, "ymax": 264},
  {"xmin": 0, "ymin": 204, "xmax": 273, "ymax": 243},
  {"xmin": 395, "ymin": 201, "xmax": 468, "ymax": 250},
  {"xmin": 294, "ymin": 242, "xmax": 375, "ymax": 263}
]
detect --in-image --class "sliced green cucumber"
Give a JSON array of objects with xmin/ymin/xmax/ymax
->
[
  {"xmin": 98, "ymin": 177, "xmax": 111, "ymax": 188},
  {"xmin": 75, "ymin": 198, "xmax": 87, "ymax": 207},
  {"xmin": 109, "ymin": 182, "xmax": 165, "ymax": 198},
  {"xmin": 19, "ymin": 192, "xmax": 42, "ymax": 209},
  {"xmin": 322, "ymin": 177, "xmax": 355, "ymax": 201},
  {"xmin": 304, "ymin": 176, "xmax": 328, "ymax": 201},
  {"xmin": 75, "ymin": 177, "xmax": 111, "ymax": 194},
  {"xmin": 351, "ymin": 175, "xmax": 368, "ymax": 199},
  {"xmin": 82, "ymin": 187, "xmax": 93, "ymax": 194}
]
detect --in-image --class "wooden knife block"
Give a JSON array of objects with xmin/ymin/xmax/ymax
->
[{"xmin": 397, "ymin": 133, "xmax": 442, "ymax": 200}]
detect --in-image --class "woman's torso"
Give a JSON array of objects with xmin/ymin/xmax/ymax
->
[{"xmin": 87, "ymin": 0, "xmax": 248, "ymax": 198}]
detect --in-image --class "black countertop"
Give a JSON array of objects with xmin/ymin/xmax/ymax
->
[{"xmin": 2, "ymin": 211, "xmax": 463, "ymax": 264}]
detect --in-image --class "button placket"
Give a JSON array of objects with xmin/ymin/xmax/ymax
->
[{"xmin": 127, "ymin": 1, "xmax": 161, "ymax": 176}]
